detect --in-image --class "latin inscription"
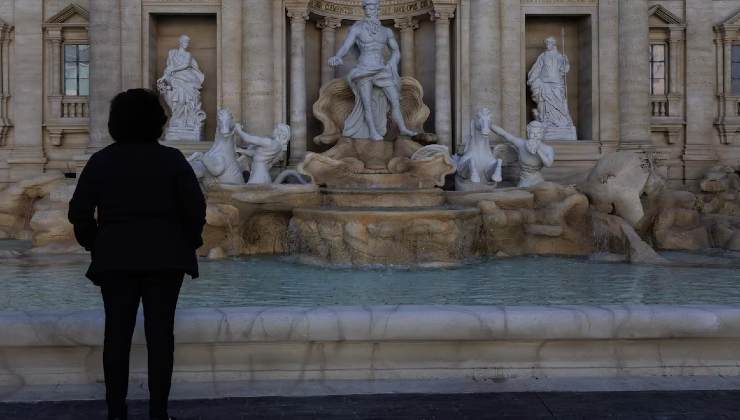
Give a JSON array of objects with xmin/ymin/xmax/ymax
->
[{"xmin": 308, "ymin": 0, "xmax": 434, "ymax": 19}]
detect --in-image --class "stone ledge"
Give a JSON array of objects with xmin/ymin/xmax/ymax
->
[{"xmin": 1, "ymin": 304, "xmax": 738, "ymax": 347}]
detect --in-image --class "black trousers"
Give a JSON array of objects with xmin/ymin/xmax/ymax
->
[{"xmin": 100, "ymin": 271, "xmax": 184, "ymax": 420}]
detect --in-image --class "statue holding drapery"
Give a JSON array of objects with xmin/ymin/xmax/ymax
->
[
  {"xmin": 157, "ymin": 34, "xmax": 206, "ymax": 142},
  {"xmin": 527, "ymin": 36, "xmax": 577, "ymax": 141}
]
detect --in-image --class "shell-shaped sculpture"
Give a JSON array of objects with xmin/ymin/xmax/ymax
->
[{"xmin": 312, "ymin": 76, "xmax": 430, "ymax": 145}]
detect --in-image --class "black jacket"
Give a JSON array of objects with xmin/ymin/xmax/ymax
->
[{"xmin": 68, "ymin": 142, "xmax": 207, "ymax": 284}]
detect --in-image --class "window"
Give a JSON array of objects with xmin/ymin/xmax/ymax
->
[
  {"xmin": 732, "ymin": 45, "xmax": 740, "ymax": 94},
  {"xmin": 64, "ymin": 44, "xmax": 89, "ymax": 96},
  {"xmin": 650, "ymin": 44, "xmax": 666, "ymax": 95}
]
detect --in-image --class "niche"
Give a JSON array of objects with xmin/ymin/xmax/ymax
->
[
  {"xmin": 525, "ymin": 15, "xmax": 593, "ymax": 140},
  {"xmin": 148, "ymin": 14, "xmax": 217, "ymax": 140}
]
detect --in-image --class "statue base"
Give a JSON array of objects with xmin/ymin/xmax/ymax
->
[
  {"xmin": 165, "ymin": 126, "xmax": 204, "ymax": 142},
  {"xmin": 544, "ymin": 126, "xmax": 577, "ymax": 141},
  {"xmin": 297, "ymin": 137, "xmax": 455, "ymax": 189}
]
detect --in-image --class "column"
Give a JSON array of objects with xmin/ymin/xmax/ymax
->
[
  {"xmin": 287, "ymin": 8, "xmax": 309, "ymax": 164},
  {"xmin": 394, "ymin": 17, "xmax": 418, "ymax": 78},
  {"xmin": 431, "ymin": 5, "xmax": 456, "ymax": 149},
  {"xmin": 222, "ymin": 1, "xmax": 243, "ymax": 118},
  {"xmin": 618, "ymin": 0, "xmax": 650, "ymax": 148},
  {"xmin": 469, "ymin": 0, "xmax": 500, "ymax": 123},
  {"xmin": 683, "ymin": 0, "xmax": 717, "ymax": 178},
  {"xmin": 243, "ymin": 0, "xmax": 275, "ymax": 135},
  {"xmin": 120, "ymin": 0, "xmax": 142, "ymax": 90},
  {"xmin": 500, "ymin": 0, "xmax": 522, "ymax": 136},
  {"xmin": 598, "ymin": 0, "xmax": 619, "ymax": 149},
  {"xmin": 8, "ymin": 0, "xmax": 45, "ymax": 180},
  {"xmin": 273, "ymin": 0, "xmax": 287, "ymax": 124},
  {"xmin": 45, "ymin": 28, "xmax": 63, "ymax": 119},
  {"xmin": 317, "ymin": 17, "xmax": 341, "ymax": 87},
  {"xmin": 88, "ymin": 0, "xmax": 121, "ymax": 152}
]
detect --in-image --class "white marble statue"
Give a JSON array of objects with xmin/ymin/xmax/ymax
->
[
  {"xmin": 157, "ymin": 34, "xmax": 206, "ymax": 142},
  {"xmin": 188, "ymin": 108, "xmax": 244, "ymax": 186},
  {"xmin": 454, "ymin": 108, "xmax": 503, "ymax": 191},
  {"xmin": 527, "ymin": 36, "xmax": 577, "ymax": 141},
  {"xmin": 235, "ymin": 123, "xmax": 291, "ymax": 184},
  {"xmin": 492, "ymin": 121, "xmax": 555, "ymax": 188},
  {"xmin": 328, "ymin": 0, "xmax": 418, "ymax": 141}
]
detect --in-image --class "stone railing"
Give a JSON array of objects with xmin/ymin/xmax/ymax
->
[
  {"xmin": 650, "ymin": 96, "xmax": 670, "ymax": 117},
  {"xmin": 60, "ymin": 96, "xmax": 88, "ymax": 119}
]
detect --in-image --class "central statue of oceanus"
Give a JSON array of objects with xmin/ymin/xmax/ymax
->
[{"xmin": 328, "ymin": 0, "xmax": 418, "ymax": 141}]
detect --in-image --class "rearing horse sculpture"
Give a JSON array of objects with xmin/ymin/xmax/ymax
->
[{"xmin": 454, "ymin": 108, "xmax": 503, "ymax": 191}]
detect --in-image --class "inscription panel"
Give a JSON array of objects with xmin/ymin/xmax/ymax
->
[{"xmin": 308, "ymin": 0, "xmax": 434, "ymax": 20}]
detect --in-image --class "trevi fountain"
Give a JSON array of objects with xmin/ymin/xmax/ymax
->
[{"xmin": 2, "ymin": 0, "xmax": 740, "ymax": 400}]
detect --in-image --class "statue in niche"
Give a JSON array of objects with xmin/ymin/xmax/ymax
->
[
  {"xmin": 327, "ymin": 0, "xmax": 418, "ymax": 141},
  {"xmin": 235, "ymin": 123, "xmax": 292, "ymax": 184},
  {"xmin": 157, "ymin": 34, "xmax": 206, "ymax": 142},
  {"xmin": 527, "ymin": 36, "xmax": 577, "ymax": 141},
  {"xmin": 491, "ymin": 121, "xmax": 555, "ymax": 188}
]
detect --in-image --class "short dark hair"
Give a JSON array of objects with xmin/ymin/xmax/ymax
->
[{"xmin": 108, "ymin": 89, "xmax": 168, "ymax": 143}]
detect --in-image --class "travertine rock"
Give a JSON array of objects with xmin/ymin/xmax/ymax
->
[
  {"xmin": 458, "ymin": 183, "xmax": 592, "ymax": 256},
  {"xmin": 0, "ymin": 172, "xmax": 66, "ymax": 240},
  {"xmin": 199, "ymin": 184, "xmax": 320, "ymax": 258},
  {"xmin": 289, "ymin": 207, "xmax": 481, "ymax": 266},
  {"xmin": 580, "ymin": 151, "xmax": 650, "ymax": 226},
  {"xmin": 652, "ymin": 190, "xmax": 709, "ymax": 251},
  {"xmin": 697, "ymin": 165, "xmax": 740, "ymax": 217}
]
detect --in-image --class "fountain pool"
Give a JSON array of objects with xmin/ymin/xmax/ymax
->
[
  {"xmin": 1, "ymin": 241, "xmax": 740, "ymax": 310},
  {"xmin": 3, "ymin": 239, "xmax": 740, "ymax": 399}
]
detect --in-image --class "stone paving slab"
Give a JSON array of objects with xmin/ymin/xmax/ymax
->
[{"xmin": 1, "ymin": 391, "xmax": 740, "ymax": 419}]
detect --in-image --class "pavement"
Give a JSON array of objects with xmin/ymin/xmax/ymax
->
[{"xmin": 1, "ymin": 391, "xmax": 740, "ymax": 419}]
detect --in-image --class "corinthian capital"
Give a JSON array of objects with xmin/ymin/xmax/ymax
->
[
  {"xmin": 394, "ymin": 17, "xmax": 419, "ymax": 32},
  {"xmin": 430, "ymin": 2, "xmax": 456, "ymax": 21},
  {"xmin": 317, "ymin": 16, "xmax": 342, "ymax": 31}
]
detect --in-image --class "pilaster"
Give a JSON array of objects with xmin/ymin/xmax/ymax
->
[
  {"xmin": 430, "ymin": 3, "xmax": 456, "ymax": 149},
  {"xmin": 286, "ymin": 3, "xmax": 309, "ymax": 164}
]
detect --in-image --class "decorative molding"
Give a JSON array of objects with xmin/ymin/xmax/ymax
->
[
  {"xmin": 307, "ymin": 0, "xmax": 434, "ymax": 20},
  {"xmin": 648, "ymin": 4, "xmax": 683, "ymax": 26},
  {"xmin": 45, "ymin": 3, "xmax": 89, "ymax": 25},
  {"xmin": 717, "ymin": 8, "xmax": 740, "ymax": 29}
]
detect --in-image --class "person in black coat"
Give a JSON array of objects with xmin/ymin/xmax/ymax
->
[{"xmin": 68, "ymin": 89, "xmax": 207, "ymax": 420}]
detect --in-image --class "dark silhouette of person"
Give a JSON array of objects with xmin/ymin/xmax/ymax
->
[{"xmin": 68, "ymin": 89, "xmax": 206, "ymax": 420}]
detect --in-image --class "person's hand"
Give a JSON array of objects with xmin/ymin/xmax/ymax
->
[
  {"xmin": 234, "ymin": 123, "xmax": 243, "ymax": 133},
  {"xmin": 328, "ymin": 56, "xmax": 343, "ymax": 67}
]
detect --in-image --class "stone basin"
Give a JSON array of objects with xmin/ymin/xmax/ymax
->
[
  {"xmin": 321, "ymin": 188, "xmax": 445, "ymax": 208},
  {"xmin": 290, "ymin": 206, "xmax": 481, "ymax": 266}
]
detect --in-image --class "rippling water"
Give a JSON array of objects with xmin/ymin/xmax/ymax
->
[{"xmin": 1, "ymin": 240, "xmax": 740, "ymax": 310}]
